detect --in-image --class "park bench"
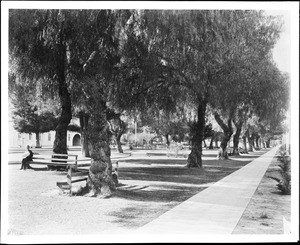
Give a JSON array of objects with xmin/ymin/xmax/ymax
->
[
  {"xmin": 28, "ymin": 153, "xmax": 91, "ymax": 195},
  {"xmin": 28, "ymin": 154, "xmax": 118, "ymax": 195},
  {"xmin": 56, "ymin": 160, "xmax": 119, "ymax": 195}
]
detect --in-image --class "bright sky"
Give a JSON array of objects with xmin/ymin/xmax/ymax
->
[{"xmin": 265, "ymin": 10, "xmax": 291, "ymax": 74}]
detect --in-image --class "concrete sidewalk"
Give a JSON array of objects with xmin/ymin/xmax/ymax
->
[{"xmin": 137, "ymin": 146, "xmax": 280, "ymax": 234}]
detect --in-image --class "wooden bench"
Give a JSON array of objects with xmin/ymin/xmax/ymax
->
[
  {"xmin": 28, "ymin": 154, "xmax": 118, "ymax": 195},
  {"xmin": 28, "ymin": 153, "xmax": 92, "ymax": 195}
]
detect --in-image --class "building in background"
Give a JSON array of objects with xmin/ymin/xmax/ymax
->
[{"xmin": 8, "ymin": 118, "xmax": 81, "ymax": 149}]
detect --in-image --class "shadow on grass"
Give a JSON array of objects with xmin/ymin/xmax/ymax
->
[
  {"xmin": 29, "ymin": 167, "xmax": 70, "ymax": 175},
  {"xmin": 145, "ymin": 153, "xmax": 169, "ymax": 157},
  {"xmin": 119, "ymin": 158, "xmax": 252, "ymax": 184},
  {"xmin": 30, "ymin": 167, "xmax": 49, "ymax": 171},
  {"xmin": 230, "ymin": 154, "xmax": 264, "ymax": 159},
  {"xmin": 115, "ymin": 158, "xmax": 252, "ymax": 205},
  {"xmin": 120, "ymin": 158, "xmax": 187, "ymax": 165},
  {"xmin": 115, "ymin": 185, "xmax": 204, "ymax": 203},
  {"xmin": 110, "ymin": 158, "xmax": 249, "ymax": 226},
  {"xmin": 110, "ymin": 184, "xmax": 206, "ymax": 227},
  {"xmin": 109, "ymin": 151, "xmax": 265, "ymax": 227},
  {"xmin": 144, "ymin": 153, "xmax": 263, "ymax": 159}
]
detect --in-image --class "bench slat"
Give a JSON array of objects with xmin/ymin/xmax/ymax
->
[
  {"xmin": 51, "ymin": 153, "xmax": 78, "ymax": 157},
  {"xmin": 28, "ymin": 161, "xmax": 74, "ymax": 166},
  {"xmin": 71, "ymin": 177, "xmax": 88, "ymax": 184},
  {"xmin": 32, "ymin": 157, "xmax": 77, "ymax": 162}
]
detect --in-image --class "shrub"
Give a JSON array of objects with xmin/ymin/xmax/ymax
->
[{"xmin": 269, "ymin": 148, "xmax": 291, "ymax": 195}]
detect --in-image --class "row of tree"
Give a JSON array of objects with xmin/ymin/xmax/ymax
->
[{"xmin": 9, "ymin": 10, "xmax": 289, "ymax": 197}]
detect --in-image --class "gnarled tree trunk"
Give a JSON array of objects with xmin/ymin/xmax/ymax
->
[
  {"xmin": 187, "ymin": 100, "xmax": 207, "ymax": 168},
  {"xmin": 86, "ymin": 100, "xmax": 115, "ymax": 198},
  {"xmin": 232, "ymin": 120, "xmax": 243, "ymax": 156},
  {"xmin": 214, "ymin": 113, "xmax": 233, "ymax": 160}
]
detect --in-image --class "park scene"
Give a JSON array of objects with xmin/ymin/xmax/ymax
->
[{"xmin": 3, "ymin": 5, "xmax": 296, "ymax": 243}]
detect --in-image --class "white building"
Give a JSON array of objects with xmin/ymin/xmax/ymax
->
[{"xmin": 8, "ymin": 119, "xmax": 81, "ymax": 149}]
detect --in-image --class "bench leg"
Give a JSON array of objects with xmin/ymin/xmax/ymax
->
[{"xmin": 67, "ymin": 166, "xmax": 72, "ymax": 195}]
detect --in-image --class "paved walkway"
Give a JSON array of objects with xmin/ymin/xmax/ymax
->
[{"xmin": 137, "ymin": 146, "xmax": 280, "ymax": 234}]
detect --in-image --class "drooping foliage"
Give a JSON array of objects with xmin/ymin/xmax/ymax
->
[
  {"xmin": 8, "ymin": 9, "xmax": 289, "ymax": 194},
  {"xmin": 8, "ymin": 72, "xmax": 60, "ymax": 147}
]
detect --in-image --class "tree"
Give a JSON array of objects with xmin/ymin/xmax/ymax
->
[
  {"xmin": 250, "ymin": 61, "xmax": 290, "ymax": 148},
  {"xmin": 9, "ymin": 10, "xmax": 73, "ymax": 155},
  {"xmin": 139, "ymin": 102, "xmax": 193, "ymax": 146},
  {"xmin": 9, "ymin": 73, "xmax": 59, "ymax": 147},
  {"xmin": 124, "ymin": 10, "xmax": 284, "ymax": 165},
  {"xmin": 208, "ymin": 10, "xmax": 283, "ymax": 158},
  {"xmin": 9, "ymin": 10, "xmax": 129, "ymax": 196},
  {"xmin": 138, "ymin": 10, "xmax": 224, "ymax": 168},
  {"xmin": 230, "ymin": 104, "xmax": 253, "ymax": 155}
]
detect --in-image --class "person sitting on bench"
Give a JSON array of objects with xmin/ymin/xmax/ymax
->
[{"xmin": 20, "ymin": 145, "xmax": 33, "ymax": 170}]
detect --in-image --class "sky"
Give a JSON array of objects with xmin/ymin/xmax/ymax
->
[{"xmin": 265, "ymin": 10, "xmax": 291, "ymax": 74}]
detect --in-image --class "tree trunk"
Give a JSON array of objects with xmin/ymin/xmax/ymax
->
[
  {"xmin": 109, "ymin": 117, "xmax": 126, "ymax": 154},
  {"xmin": 35, "ymin": 132, "xmax": 41, "ymax": 148},
  {"xmin": 79, "ymin": 112, "xmax": 90, "ymax": 157},
  {"xmin": 86, "ymin": 100, "xmax": 115, "ymax": 198},
  {"xmin": 52, "ymin": 26, "xmax": 72, "ymax": 156},
  {"xmin": 214, "ymin": 113, "xmax": 233, "ymax": 160},
  {"xmin": 165, "ymin": 134, "xmax": 170, "ymax": 147},
  {"xmin": 232, "ymin": 120, "xmax": 243, "ymax": 156},
  {"xmin": 255, "ymin": 135, "xmax": 260, "ymax": 149},
  {"xmin": 187, "ymin": 100, "xmax": 206, "ymax": 168},
  {"xmin": 258, "ymin": 137, "xmax": 262, "ymax": 149},
  {"xmin": 203, "ymin": 139, "xmax": 207, "ymax": 148},
  {"xmin": 242, "ymin": 135, "xmax": 248, "ymax": 154},
  {"xmin": 214, "ymin": 137, "xmax": 219, "ymax": 148},
  {"xmin": 266, "ymin": 139, "xmax": 270, "ymax": 148},
  {"xmin": 116, "ymin": 134, "xmax": 123, "ymax": 153},
  {"xmin": 247, "ymin": 136, "xmax": 254, "ymax": 152},
  {"xmin": 115, "ymin": 118, "xmax": 126, "ymax": 153},
  {"xmin": 209, "ymin": 136, "xmax": 214, "ymax": 149}
]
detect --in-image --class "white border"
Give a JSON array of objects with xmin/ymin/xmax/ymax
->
[{"xmin": 1, "ymin": 1, "xmax": 299, "ymax": 244}]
